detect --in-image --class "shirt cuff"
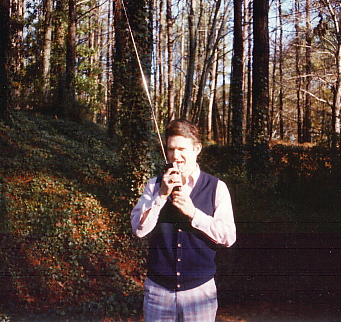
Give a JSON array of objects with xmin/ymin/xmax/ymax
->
[
  {"xmin": 190, "ymin": 208, "xmax": 207, "ymax": 229},
  {"xmin": 138, "ymin": 194, "xmax": 167, "ymax": 228}
]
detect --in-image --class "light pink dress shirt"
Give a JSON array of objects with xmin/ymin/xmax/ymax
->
[{"xmin": 131, "ymin": 166, "xmax": 236, "ymax": 247}]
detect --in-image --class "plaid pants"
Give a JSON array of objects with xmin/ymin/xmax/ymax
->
[{"xmin": 143, "ymin": 278, "xmax": 218, "ymax": 322}]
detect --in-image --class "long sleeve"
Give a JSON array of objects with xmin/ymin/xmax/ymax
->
[
  {"xmin": 191, "ymin": 180, "xmax": 236, "ymax": 247},
  {"xmin": 131, "ymin": 177, "xmax": 166, "ymax": 238},
  {"xmin": 131, "ymin": 174, "xmax": 236, "ymax": 247}
]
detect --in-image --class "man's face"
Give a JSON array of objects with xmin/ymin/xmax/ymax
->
[{"xmin": 166, "ymin": 135, "xmax": 202, "ymax": 177}]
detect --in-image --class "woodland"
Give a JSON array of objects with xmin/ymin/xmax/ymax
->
[{"xmin": 0, "ymin": 0, "xmax": 340, "ymax": 320}]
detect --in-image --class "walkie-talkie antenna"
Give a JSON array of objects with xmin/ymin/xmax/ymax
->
[{"xmin": 120, "ymin": 0, "xmax": 168, "ymax": 163}]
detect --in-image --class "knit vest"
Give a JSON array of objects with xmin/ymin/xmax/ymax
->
[{"xmin": 147, "ymin": 171, "xmax": 218, "ymax": 291}]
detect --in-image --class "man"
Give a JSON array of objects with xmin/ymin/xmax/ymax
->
[{"xmin": 131, "ymin": 119, "xmax": 236, "ymax": 321}]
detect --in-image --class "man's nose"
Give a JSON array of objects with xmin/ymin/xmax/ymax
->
[{"xmin": 174, "ymin": 149, "xmax": 181, "ymax": 159}]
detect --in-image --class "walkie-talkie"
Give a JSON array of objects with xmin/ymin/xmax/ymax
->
[{"xmin": 164, "ymin": 162, "xmax": 182, "ymax": 191}]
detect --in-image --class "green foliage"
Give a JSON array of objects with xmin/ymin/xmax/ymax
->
[
  {"xmin": 1, "ymin": 111, "xmax": 340, "ymax": 320},
  {"xmin": 199, "ymin": 144, "xmax": 248, "ymax": 183},
  {"xmin": 200, "ymin": 143, "xmax": 341, "ymax": 234},
  {"xmin": 271, "ymin": 144, "xmax": 341, "ymax": 228},
  {"xmin": 109, "ymin": 0, "xmax": 156, "ymax": 212},
  {"xmin": 0, "ymin": 111, "xmax": 146, "ymax": 320}
]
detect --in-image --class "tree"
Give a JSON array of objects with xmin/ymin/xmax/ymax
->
[
  {"xmin": 181, "ymin": 0, "xmax": 199, "ymax": 118},
  {"xmin": 303, "ymin": 0, "xmax": 312, "ymax": 143},
  {"xmin": 0, "ymin": 0, "xmax": 10, "ymax": 122},
  {"xmin": 248, "ymin": 0, "xmax": 270, "ymax": 180},
  {"xmin": 295, "ymin": 0, "xmax": 302, "ymax": 143},
  {"xmin": 153, "ymin": 0, "xmax": 163, "ymax": 121},
  {"xmin": 63, "ymin": 0, "xmax": 77, "ymax": 118},
  {"xmin": 105, "ymin": 0, "xmax": 113, "ymax": 122},
  {"xmin": 230, "ymin": 0, "xmax": 244, "ymax": 147},
  {"xmin": 321, "ymin": 0, "xmax": 341, "ymax": 148},
  {"xmin": 245, "ymin": 0, "xmax": 252, "ymax": 141},
  {"xmin": 193, "ymin": 0, "xmax": 224, "ymax": 138},
  {"xmin": 10, "ymin": 0, "xmax": 24, "ymax": 110},
  {"xmin": 3, "ymin": 0, "xmax": 340, "ymax": 148},
  {"xmin": 109, "ymin": 0, "xmax": 154, "ymax": 193},
  {"xmin": 166, "ymin": 0, "xmax": 175, "ymax": 121},
  {"xmin": 221, "ymin": 22, "xmax": 229, "ymax": 144},
  {"xmin": 278, "ymin": 0, "xmax": 284, "ymax": 140},
  {"xmin": 42, "ymin": 0, "xmax": 53, "ymax": 105}
]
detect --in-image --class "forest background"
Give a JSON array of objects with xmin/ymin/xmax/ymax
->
[{"xmin": 0, "ymin": 0, "xmax": 340, "ymax": 320}]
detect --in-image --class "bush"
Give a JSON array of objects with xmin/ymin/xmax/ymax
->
[
  {"xmin": 0, "ymin": 111, "xmax": 146, "ymax": 320},
  {"xmin": 200, "ymin": 143, "xmax": 341, "ymax": 233},
  {"xmin": 1, "ymin": 112, "xmax": 340, "ymax": 320}
]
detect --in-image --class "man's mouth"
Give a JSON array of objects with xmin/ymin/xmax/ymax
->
[{"xmin": 174, "ymin": 161, "xmax": 185, "ymax": 172}]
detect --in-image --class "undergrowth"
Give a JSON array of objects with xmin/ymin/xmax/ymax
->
[
  {"xmin": 0, "ymin": 111, "xmax": 146, "ymax": 320},
  {"xmin": 0, "ymin": 111, "xmax": 340, "ymax": 320}
]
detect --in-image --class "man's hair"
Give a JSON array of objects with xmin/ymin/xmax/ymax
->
[{"xmin": 165, "ymin": 119, "xmax": 201, "ymax": 145}]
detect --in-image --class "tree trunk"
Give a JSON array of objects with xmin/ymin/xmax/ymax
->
[
  {"xmin": 249, "ymin": 0, "xmax": 270, "ymax": 181},
  {"xmin": 166, "ymin": 0, "xmax": 175, "ymax": 121},
  {"xmin": 207, "ymin": 49, "xmax": 218, "ymax": 141},
  {"xmin": 109, "ymin": 0, "xmax": 124, "ymax": 136},
  {"xmin": 222, "ymin": 28, "xmax": 228, "ymax": 145},
  {"xmin": 10, "ymin": 0, "xmax": 24, "ymax": 109},
  {"xmin": 333, "ymin": 36, "xmax": 341, "ymax": 150},
  {"xmin": 181, "ymin": 0, "xmax": 197, "ymax": 118},
  {"xmin": 212, "ymin": 55, "xmax": 220, "ymax": 143},
  {"xmin": 278, "ymin": 0, "xmax": 284, "ymax": 140},
  {"xmin": 245, "ymin": 0, "xmax": 252, "ymax": 141},
  {"xmin": 324, "ymin": 0, "xmax": 341, "ymax": 148},
  {"xmin": 231, "ymin": 0, "xmax": 244, "ymax": 148},
  {"xmin": 155, "ymin": 0, "xmax": 164, "ymax": 122},
  {"xmin": 109, "ymin": 0, "xmax": 154, "ymax": 194},
  {"xmin": 105, "ymin": 0, "xmax": 112, "ymax": 123},
  {"xmin": 270, "ymin": 8, "xmax": 277, "ymax": 140},
  {"xmin": 64, "ymin": 0, "xmax": 77, "ymax": 118},
  {"xmin": 303, "ymin": 0, "xmax": 312, "ymax": 143},
  {"xmin": 42, "ymin": 0, "xmax": 53, "ymax": 106},
  {"xmin": 194, "ymin": 0, "xmax": 222, "ymax": 130},
  {"xmin": 242, "ymin": 0, "xmax": 250, "ymax": 142},
  {"xmin": 295, "ymin": 0, "xmax": 302, "ymax": 143},
  {"xmin": 52, "ymin": 0, "xmax": 67, "ymax": 116},
  {"xmin": 178, "ymin": 10, "xmax": 185, "ymax": 115},
  {"xmin": 0, "ymin": 0, "xmax": 10, "ymax": 122}
]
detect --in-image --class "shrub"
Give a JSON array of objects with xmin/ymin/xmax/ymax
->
[{"xmin": 0, "ymin": 112, "xmax": 146, "ymax": 319}]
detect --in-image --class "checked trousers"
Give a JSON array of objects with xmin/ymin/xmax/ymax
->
[{"xmin": 143, "ymin": 278, "xmax": 218, "ymax": 322}]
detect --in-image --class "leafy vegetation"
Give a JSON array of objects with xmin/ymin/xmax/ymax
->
[
  {"xmin": 200, "ymin": 143, "xmax": 341, "ymax": 234},
  {"xmin": 0, "ymin": 111, "xmax": 147, "ymax": 320},
  {"xmin": 0, "ymin": 111, "xmax": 340, "ymax": 320}
]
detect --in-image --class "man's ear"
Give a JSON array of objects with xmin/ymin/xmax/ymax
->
[{"xmin": 195, "ymin": 143, "xmax": 202, "ymax": 156}]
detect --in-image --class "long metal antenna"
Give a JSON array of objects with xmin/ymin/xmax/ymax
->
[{"xmin": 120, "ymin": 0, "xmax": 168, "ymax": 163}]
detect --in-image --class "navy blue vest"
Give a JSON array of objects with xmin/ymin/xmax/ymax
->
[{"xmin": 147, "ymin": 171, "xmax": 218, "ymax": 291}]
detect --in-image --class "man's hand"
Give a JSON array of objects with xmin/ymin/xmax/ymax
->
[
  {"xmin": 171, "ymin": 190, "xmax": 196, "ymax": 220},
  {"xmin": 159, "ymin": 166, "xmax": 182, "ymax": 199}
]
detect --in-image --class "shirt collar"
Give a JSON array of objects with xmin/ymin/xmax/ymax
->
[{"xmin": 185, "ymin": 164, "xmax": 200, "ymax": 188}]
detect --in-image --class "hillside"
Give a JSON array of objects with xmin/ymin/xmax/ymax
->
[
  {"xmin": 0, "ymin": 111, "xmax": 145, "ymax": 320},
  {"xmin": 0, "ymin": 111, "xmax": 340, "ymax": 321}
]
